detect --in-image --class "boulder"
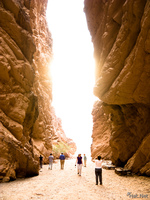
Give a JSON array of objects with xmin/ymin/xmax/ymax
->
[{"xmin": 125, "ymin": 133, "xmax": 150, "ymax": 176}]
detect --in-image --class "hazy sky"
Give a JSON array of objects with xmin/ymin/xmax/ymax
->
[{"xmin": 46, "ymin": 0, "xmax": 96, "ymax": 156}]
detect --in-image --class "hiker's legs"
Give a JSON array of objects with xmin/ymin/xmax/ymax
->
[
  {"xmin": 77, "ymin": 164, "xmax": 79, "ymax": 174},
  {"xmin": 95, "ymin": 169, "xmax": 99, "ymax": 184},
  {"xmin": 60, "ymin": 160, "xmax": 64, "ymax": 169},
  {"xmin": 49, "ymin": 162, "xmax": 53, "ymax": 170},
  {"xmin": 78, "ymin": 164, "xmax": 82, "ymax": 175},
  {"xmin": 99, "ymin": 168, "xmax": 102, "ymax": 185}
]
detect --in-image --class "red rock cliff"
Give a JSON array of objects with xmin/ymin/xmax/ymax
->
[
  {"xmin": 84, "ymin": 0, "xmax": 150, "ymax": 176},
  {"xmin": 0, "ymin": 0, "xmax": 66, "ymax": 182}
]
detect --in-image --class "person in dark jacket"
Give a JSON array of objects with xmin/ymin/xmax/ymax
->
[
  {"xmin": 75, "ymin": 154, "xmax": 83, "ymax": 176},
  {"xmin": 39, "ymin": 155, "xmax": 43, "ymax": 169},
  {"xmin": 59, "ymin": 153, "xmax": 65, "ymax": 169}
]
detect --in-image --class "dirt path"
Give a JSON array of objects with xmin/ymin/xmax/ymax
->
[{"xmin": 0, "ymin": 159, "xmax": 150, "ymax": 200}]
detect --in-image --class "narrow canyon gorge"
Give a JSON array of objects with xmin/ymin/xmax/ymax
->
[{"xmin": 0, "ymin": 0, "xmax": 150, "ymax": 183}]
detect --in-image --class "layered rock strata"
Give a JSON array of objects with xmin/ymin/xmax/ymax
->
[{"xmin": 84, "ymin": 0, "xmax": 150, "ymax": 175}]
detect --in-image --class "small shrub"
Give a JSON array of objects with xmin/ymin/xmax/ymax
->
[{"xmin": 52, "ymin": 142, "xmax": 71, "ymax": 158}]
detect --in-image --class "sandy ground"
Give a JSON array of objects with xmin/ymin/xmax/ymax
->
[{"xmin": 0, "ymin": 159, "xmax": 150, "ymax": 200}]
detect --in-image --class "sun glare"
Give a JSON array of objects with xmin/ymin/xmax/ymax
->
[{"xmin": 46, "ymin": 0, "xmax": 96, "ymax": 156}]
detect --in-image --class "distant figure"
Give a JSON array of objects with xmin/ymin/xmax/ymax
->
[
  {"xmin": 75, "ymin": 154, "xmax": 83, "ymax": 176},
  {"xmin": 39, "ymin": 155, "xmax": 43, "ymax": 169},
  {"xmin": 48, "ymin": 153, "xmax": 54, "ymax": 170},
  {"xmin": 59, "ymin": 153, "xmax": 65, "ymax": 169},
  {"xmin": 83, "ymin": 154, "xmax": 87, "ymax": 167},
  {"xmin": 95, "ymin": 156, "xmax": 103, "ymax": 185}
]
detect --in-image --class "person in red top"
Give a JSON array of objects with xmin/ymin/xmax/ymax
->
[{"xmin": 75, "ymin": 154, "xmax": 83, "ymax": 176}]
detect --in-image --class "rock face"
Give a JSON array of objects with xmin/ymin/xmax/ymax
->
[
  {"xmin": 84, "ymin": 0, "xmax": 150, "ymax": 175},
  {"xmin": 51, "ymin": 108, "xmax": 77, "ymax": 158},
  {"xmin": 0, "ymin": 0, "xmax": 39, "ymax": 182},
  {"xmin": 0, "ymin": 0, "xmax": 72, "ymax": 182},
  {"xmin": 91, "ymin": 100, "xmax": 112, "ymax": 160}
]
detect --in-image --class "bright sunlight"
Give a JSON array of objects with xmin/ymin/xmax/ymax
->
[{"xmin": 46, "ymin": 0, "xmax": 96, "ymax": 156}]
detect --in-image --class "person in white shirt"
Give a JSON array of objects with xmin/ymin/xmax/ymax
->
[
  {"xmin": 95, "ymin": 156, "xmax": 103, "ymax": 185},
  {"xmin": 83, "ymin": 154, "xmax": 87, "ymax": 167},
  {"xmin": 48, "ymin": 153, "xmax": 54, "ymax": 170}
]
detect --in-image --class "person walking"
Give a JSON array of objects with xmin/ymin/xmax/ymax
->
[
  {"xmin": 39, "ymin": 155, "xmax": 43, "ymax": 169},
  {"xmin": 83, "ymin": 154, "xmax": 87, "ymax": 167},
  {"xmin": 59, "ymin": 153, "xmax": 65, "ymax": 169},
  {"xmin": 48, "ymin": 153, "xmax": 54, "ymax": 170},
  {"xmin": 75, "ymin": 154, "xmax": 83, "ymax": 176},
  {"xmin": 95, "ymin": 156, "xmax": 103, "ymax": 185}
]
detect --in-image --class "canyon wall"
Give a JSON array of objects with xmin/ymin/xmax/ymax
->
[
  {"xmin": 84, "ymin": 0, "xmax": 150, "ymax": 176},
  {"xmin": 0, "ymin": 0, "xmax": 75, "ymax": 182},
  {"xmin": 51, "ymin": 107, "xmax": 77, "ymax": 158}
]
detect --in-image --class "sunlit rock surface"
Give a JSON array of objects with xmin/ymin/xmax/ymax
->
[
  {"xmin": 91, "ymin": 100, "xmax": 112, "ymax": 160},
  {"xmin": 51, "ymin": 107, "xmax": 77, "ymax": 158},
  {"xmin": 0, "ymin": 0, "xmax": 70, "ymax": 182},
  {"xmin": 84, "ymin": 0, "xmax": 150, "ymax": 175}
]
